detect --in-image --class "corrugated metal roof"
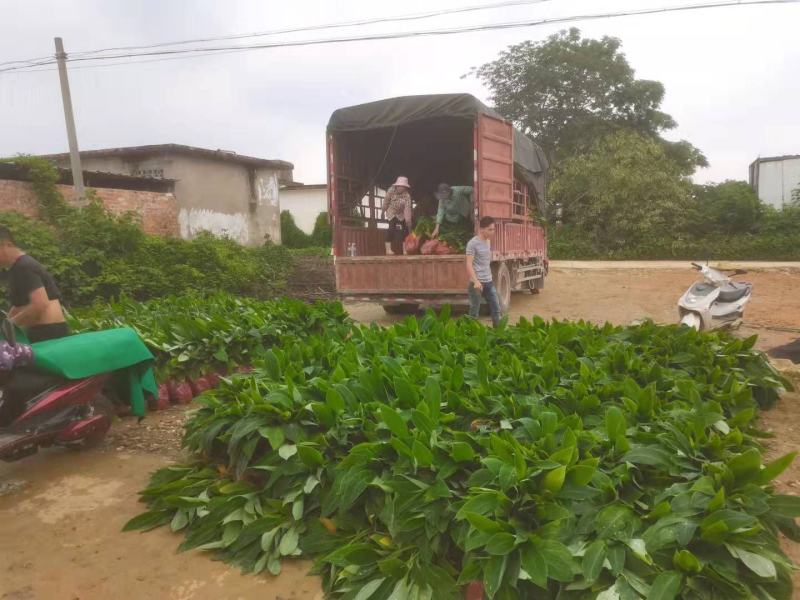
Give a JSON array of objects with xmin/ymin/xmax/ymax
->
[
  {"xmin": 752, "ymin": 154, "xmax": 800, "ymax": 164},
  {"xmin": 39, "ymin": 143, "xmax": 293, "ymax": 171}
]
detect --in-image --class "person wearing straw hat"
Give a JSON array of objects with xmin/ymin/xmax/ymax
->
[{"xmin": 381, "ymin": 176, "xmax": 413, "ymax": 255}]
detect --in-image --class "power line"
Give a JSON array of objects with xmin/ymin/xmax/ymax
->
[
  {"xmin": 0, "ymin": 0, "xmax": 557, "ymax": 69},
  {"xmin": 68, "ymin": 0, "xmax": 558, "ymax": 58},
  {"xmin": 1, "ymin": 0, "xmax": 797, "ymax": 75},
  {"xmin": 3, "ymin": 48, "xmax": 259, "ymax": 76}
]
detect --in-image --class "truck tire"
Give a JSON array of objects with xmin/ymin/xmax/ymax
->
[{"xmin": 492, "ymin": 262, "xmax": 512, "ymax": 315}]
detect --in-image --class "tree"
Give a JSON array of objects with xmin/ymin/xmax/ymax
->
[
  {"xmin": 471, "ymin": 28, "xmax": 706, "ymax": 173},
  {"xmin": 311, "ymin": 212, "xmax": 332, "ymax": 247},
  {"xmin": 550, "ymin": 131, "xmax": 693, "ymax": 250},
  {"xmin": 280, "ymin": 210, "xmax": 312, "ymax": 248},
  {"xmin": 692, "ymin": 180, "xmax": 762, "ymax": 234}
]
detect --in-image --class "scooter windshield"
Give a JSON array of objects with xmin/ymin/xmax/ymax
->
[{"xmin": 703, "ymin": 267, "xmax": 730, "ymax": 285}]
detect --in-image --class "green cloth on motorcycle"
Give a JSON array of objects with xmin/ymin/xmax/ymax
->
[{"xmin": 30, "ymin": 328, "xmax": 156, "ymax": 418}]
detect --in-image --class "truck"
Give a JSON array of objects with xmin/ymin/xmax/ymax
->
[{"xmin": 327, "ymin": 93, "xmax": 548, "ymax": 314}]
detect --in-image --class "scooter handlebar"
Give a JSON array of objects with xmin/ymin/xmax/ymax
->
[{"xmin": 691, "ymin": 262, "xmax": 703, "ymax": 270}]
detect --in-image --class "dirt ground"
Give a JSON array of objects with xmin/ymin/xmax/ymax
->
[{"xmin": 1, "ymin": 264, "xmax": 799, "ymax": 600}]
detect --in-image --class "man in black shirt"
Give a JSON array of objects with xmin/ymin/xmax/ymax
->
[{"xmin": 0, "ymin": 226, "xmax": 69, "ymax": 343}]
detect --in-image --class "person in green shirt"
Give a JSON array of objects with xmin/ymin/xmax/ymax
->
[{"xmin": 432, "ymin": 183, "xmax": 473, "ymax": 239}]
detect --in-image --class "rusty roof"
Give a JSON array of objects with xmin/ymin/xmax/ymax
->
[
  {"xmin": 0, "ymin": 161, "xmax": 175, "ymax": 193},
  {"xmin": 281, "ymin": 182, "xmax": 327, "ymax": 190},
  {"xmin": 40, "ymin": 143, "xmax": 293, "ymax": 170}
]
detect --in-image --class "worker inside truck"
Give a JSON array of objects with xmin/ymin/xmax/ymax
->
[
  {"xmin": 432, "ymin": 182, "xmax": 473, "ymax": 240},
  {"xmin": 381, "ymin": 176, "xmax": 414, "ymax": 255}
]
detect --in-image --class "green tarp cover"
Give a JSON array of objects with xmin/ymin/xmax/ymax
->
[
  {"xmin": 31, "ymin": 328, "xmax": 157, "ymax": 418},
  {"xmin": 327, "ymin": 93, "xmax": 549, "ymax": 206}
]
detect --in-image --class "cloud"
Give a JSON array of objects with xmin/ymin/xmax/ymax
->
[{"xmin": 1, "ymin": 0, "xmax": 798, "ymax": 185}]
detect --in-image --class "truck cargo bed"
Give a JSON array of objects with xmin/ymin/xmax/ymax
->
[{"xmin": 335, "ymin": 255, "xmax": 466, "ymax": 301}]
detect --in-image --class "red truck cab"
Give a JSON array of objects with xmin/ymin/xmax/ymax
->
[{"xmin": 327, "ymin": 93, "xmax": 548, "ymax": 314}]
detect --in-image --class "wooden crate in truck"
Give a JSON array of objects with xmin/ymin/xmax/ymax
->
[{"xmin": 326, "ymin": 93, "xmax": 549, "ymax": 314}]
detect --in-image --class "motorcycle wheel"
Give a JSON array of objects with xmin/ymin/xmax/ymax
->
[
  {"xmin": 680, "ymin": 313, "xmax": 702, "ymax": 330},
  {"xmin": 66, "ymin": 393, "xmax": 115, "ymax": 450}
]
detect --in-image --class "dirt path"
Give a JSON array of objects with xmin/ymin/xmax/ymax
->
[
  {"xmin": 348, "ymin": 266, "xmax": 800, "ymax": 350},
  {"xmin": 0, "ymin": 449, "xmax": 323, "ymax": 600},
  {"xmin": 1, "ymin": 266, "xmax": 799, "ymax": 600}
]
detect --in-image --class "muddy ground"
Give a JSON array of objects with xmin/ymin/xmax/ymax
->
[{"xmin": 1, "ymin": 264, "xmax": 799, "ymax": 600}]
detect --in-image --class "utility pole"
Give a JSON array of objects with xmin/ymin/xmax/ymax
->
[{"xmin": 54, "ymin": 37, "xmax": 85, "ymax": 201}]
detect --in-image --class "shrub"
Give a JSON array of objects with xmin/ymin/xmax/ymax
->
[
  {"xmin": 310, "ymin": 211, "xmax": 332, "ymax": 248},
  {"xmin": 282, "ymin": 210, "xmax": 332, "ymax": 249},
  {"xmin": 550, "ymin": 131, "xmax": 694, "ymax": 251},
  {"xmin": 280, "ymin": 210, "xmax": 312, "ymax": 248},
  {"xmin": 0, "ymin": 157, "xmax": 295, "ymax": 306},
  {"xmin": 549, "ymin": 226, "xmax": 800, "ymax": 261},
  {"xmin": 692, "ymin": 181, "xmax": 763, "ymax": 235}
]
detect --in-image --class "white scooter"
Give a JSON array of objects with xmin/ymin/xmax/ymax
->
[{"xmin": 678, "ymin": 263, "xmax": 753, "ymax": 331}]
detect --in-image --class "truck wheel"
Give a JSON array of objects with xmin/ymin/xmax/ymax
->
[
  {"xmin": 492, "ymin": 262, "xmax": 512, "ymax": 315},
  {"xmin": 383, "ymin": 304, "xmax": 419, "ymax": 315}
]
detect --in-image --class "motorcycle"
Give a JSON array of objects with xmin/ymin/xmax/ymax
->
[
  {"xmin": 0, "ymin": 320, "xmax": 116, "ymax": 462},
  {"xmin": 678, "ymin": 262, "xmax": 753, "ymax": 331}
]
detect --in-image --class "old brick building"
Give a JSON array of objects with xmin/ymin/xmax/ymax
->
[
  {"xmin": 0, "ymin": 162, "xmax": 178, "ymax": 236},
  {"xmin": 43, "ymin": 144, "xmax": 294, "ymax": 246}
]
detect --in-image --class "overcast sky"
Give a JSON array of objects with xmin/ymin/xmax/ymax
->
[{"xmin": 1, "ymin": 0, "xmax": 798, "ymax": 185}]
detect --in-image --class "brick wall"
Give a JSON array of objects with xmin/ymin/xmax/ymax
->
[{"xmin": 0, "ymin": 179, "xmax": 179, "ymax": 237}]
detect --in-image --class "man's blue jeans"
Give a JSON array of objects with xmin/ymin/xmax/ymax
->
[{"xmin": 468, "ymin": 281, "xmax": 501, "ymax": 327}]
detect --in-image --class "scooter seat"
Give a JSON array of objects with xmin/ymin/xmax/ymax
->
[{"xmin": 718, "ymin": 282, "xmax": 749, "ymax": 302}]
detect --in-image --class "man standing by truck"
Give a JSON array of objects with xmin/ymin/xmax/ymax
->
[{"xmin": 466, "ymin": 216, "xmax": 501, "ymax": 327}]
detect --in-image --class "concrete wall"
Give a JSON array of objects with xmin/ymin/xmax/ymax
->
[
  {"xmin": 280, "ymin": 186, "xmax": 327, "ymax": 233},
  {"xmin": 755, "ymin": 157, "xmax": 800, "ymax": 209},
  {"xmin": 53, "ymin": 153, "xmax": 282, "ymax": 245},
  {"xmin": 0, "ymin": 178, "xmax": 179, "ymax": 237}
]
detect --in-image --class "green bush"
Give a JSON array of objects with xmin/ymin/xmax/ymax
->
[
  {"xmin": 281, "ymin": 210, "xmax": 332, "ymax": 249},
  {"xmin": 550, "ymin": 131, "xmax": 694, "ymax": 251},
  {"xmin": 311, "ymin": 211, "xmax": 332, "ymax": 247},
  {"xmin": 757, "ymin": 205, "xmax": 800, "ymax": 236},
  {"xmin": 691, "ymin": 181, "xmax": 763, "ymax": 235},
  {"xmin": 280, "ymin": 210, "xmax": 312, "ymax": 248},
  {"xmin": 549, "ymin": 226, "xmax": 800, "ymax": 260},
  {"xmin": 0, "ymin": 157, "xmax": 295, "ymax": 306}
]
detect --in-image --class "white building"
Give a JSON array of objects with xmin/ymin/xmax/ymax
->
[
  {"xmin": 749, "ymin": 155, "xmax": 800, "ymax": 209},
  {"xmin": 279, "ymin": 183, "xmax": 327, "ymax": 233}
]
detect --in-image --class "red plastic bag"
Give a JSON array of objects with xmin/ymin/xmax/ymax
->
[
  {"xmin": 190, "ymin": 375, "xmax": 211, "ymax": 396},
  {"xmin": 464, "ymin": 582, "xmax": 485, "ymax": 600},
  {"xmin": 150, "ymin": 383, "xmax": 171, "ymax": 411},
  {"xmin": 434, "ymin": 241, "xmax": 456, "ymax": 255},
  {"xmin": 420, "ymin": 239, "xmax": 439, "ymax": 255},
  {"xmin": 168, "ymin": 379, "xmax": 194, "ymax": 404},
  {"xmin": 206, "ymin": 371, "xmax": 223, "ymax": 388},
  {"xmin": 236, "ymin": 365, "xmax": 254, "ymax": 374},
  {"xmin": 403, "ymin": 233, "xmax": 421, "ymax": 255}
]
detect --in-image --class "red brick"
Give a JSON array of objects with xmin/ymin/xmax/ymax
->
[{"xmin": 0, "ymin": 179, "xmax": 179, "ymax": 237}]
